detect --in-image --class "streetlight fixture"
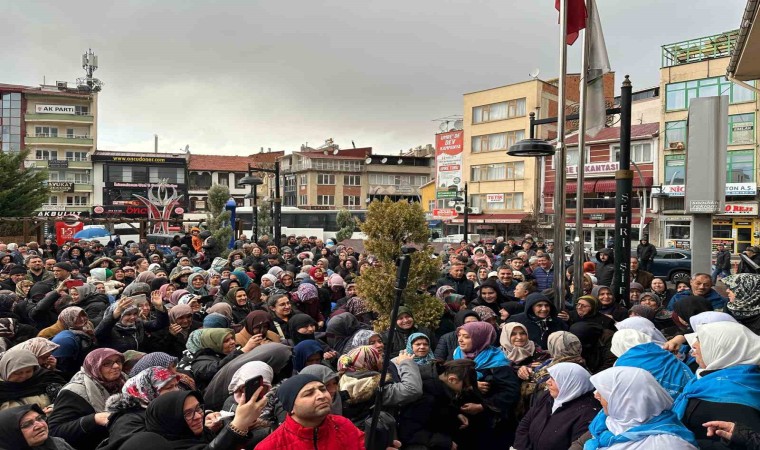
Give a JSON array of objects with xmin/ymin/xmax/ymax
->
[
  {"xmin": 507, "ymin": 138, "xmax": 555, "ymax": 157},
  {"xmin": 239, "ymin": 175, "xmax": 263, "ymax": 243}
]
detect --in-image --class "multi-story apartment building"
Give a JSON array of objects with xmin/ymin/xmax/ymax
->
[
  {"xmin": 455, "ymin": 74, "xmax": 614, "ymax": 239},
  {"xmin": 1, "ymin": 82, "xmax": 98, "ymax": 218},
  {"xmin": 658, "ymin": 30, "xmax": 759, "ymax": 252},
  {"xmin": 278, "ymin": 142, "xmax": 433, "ymax": 210}
]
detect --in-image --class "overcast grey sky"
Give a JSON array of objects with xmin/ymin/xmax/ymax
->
[{"xmin": 4, "ymin": 0, "xmax": 748, "ymax": 155}]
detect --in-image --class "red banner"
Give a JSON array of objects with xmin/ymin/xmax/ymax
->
[{"xmin": 55, "ymin": 221, "xmax": 83, "ymax": 246}]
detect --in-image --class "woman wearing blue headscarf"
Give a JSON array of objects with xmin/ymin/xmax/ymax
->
[
  {"xmin": 406, "ymin": 332, "xmax": 437, "ymax": 380},
  {"xmin": 583, "ymin": 366, "xmax": 698, "ymax": 450},
  {"xmin": 611, "ymin": 329, "xmax": 694, "ymax": 399},
  {"xmin": 674, "ymin": 321, "xmax": 760, "ymax": 448}
]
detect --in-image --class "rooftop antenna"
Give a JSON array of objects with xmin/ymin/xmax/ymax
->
[
  {"xmin": 77, "ymin": 49, "xmax": 104, "ymax": 93},
  {"xmin": 529, "ymin": 68, "xmax": 541, "ymax": 80},
  {"xmin": 352, "ymin": 140, "xmax": 356, "ymax": 149}
]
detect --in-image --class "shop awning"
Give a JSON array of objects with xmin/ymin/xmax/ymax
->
[
  {"xmin": 449, "ymin": 213, "xmax": 527, "ymax": 224},
  {"xmin": 594, "ymin": 176, "xmax": 654, "ymax": 193}
]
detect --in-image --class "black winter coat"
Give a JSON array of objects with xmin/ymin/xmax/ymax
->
[
  {"xmin": 636, "ymin": 242, "xmax": 657, "ymax": 262},
  {"xmin": 507, "ymin": 295, "xmax": 568, "ymax": 349},
  {"xmin": 78, "ymin": 293, "xmax": 111, "ymax": 327},
  {"xmin": 94, "ymin": 310, "xmax": 169, "ymax": 353},
  {"xmin": 514, "ymin": 391, "xmax": 601, "ymax": 450},
  {"xmin": 715, "ymin": 249, "xmax": 732, "ymax": 271},
  {"xmin": 594, "ymin": 249, "xmax": 615, "ymax": 288},
  {"xmin": 188, "ymin": 348, "xmax": 243, "ymax": 391},
  {"xmin": 47, "ymin": 389, "xmax": 108, "ymax": 450},
  {"xmin": 681, "ymin": 390, "xmax": 760, "ymax": 450},
  {"xmin": 382, "ymin": 325, "xmax": 438, "ymax": 360},
  {"xmin": 96, "ymin": 408, "xmax": 145, "ymax": 450},
  {"xmin": 436, "ymin": 273, "xmax": 476, "ymax": 300},
  {"xmin": 398, "ymin": 376, "xmax": 467, "ymax": 450}
]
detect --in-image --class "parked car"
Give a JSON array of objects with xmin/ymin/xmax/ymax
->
[{"xmin": 649, "ymin": 248, "xmax": 691, "ymax": 282}]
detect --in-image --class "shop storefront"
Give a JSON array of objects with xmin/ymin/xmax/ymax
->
[{"xmin": 657, "ymin": 183, "xmax": 759, "ymax": 252}]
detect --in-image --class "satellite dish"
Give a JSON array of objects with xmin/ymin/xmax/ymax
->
[
  {"xmin": 365, "ymin": 157, "xmax": 372, "ymax": 164},
  {"xmin": 397, "ymin": 158, "xmax": 403, "ymax": 165},
  {"xmin": 333, "ymin": 149, "xmax": 339, "ymax": 155},
  {"xmin": 323, "ymin": 150, "xmax": 328, "ymax": 155},
  {"xmin": 529, "ymin": 68, "xmax": 540, "ymax": 79},
  {"xmin": 439, "ymin": 122, "xmax": 448, "ymax": 132},
  {"xmin": 381, "ymin": 157, "xmax": 388, "ymax": 164},
  {"xmin": 453, "ymin": 120, "xmax": 463, "ymax": 130}
]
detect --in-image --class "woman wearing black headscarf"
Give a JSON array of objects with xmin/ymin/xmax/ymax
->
[
  {"xmin": 144, "ymin": 389, "xmax": 267, "ymax": 450},
  {"xmin": 0, "ymin": 404, "xmax": 75, "ymax": 449},
  {"xmin": 287, "ymin": 313, "xmax": 318, "ymax": 345}
]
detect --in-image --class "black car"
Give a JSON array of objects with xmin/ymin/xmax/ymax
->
[{"xmin": 649, "ymin": 248, "xmax": 691, "ymax": 282}]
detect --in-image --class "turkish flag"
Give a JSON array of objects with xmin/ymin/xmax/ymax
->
[{"xmin": 556, "ymin": 0, "xmax": 588, "ymax": 45}]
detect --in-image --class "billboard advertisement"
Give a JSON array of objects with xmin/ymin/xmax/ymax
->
[{"xmin": 435, "ymin": 131, "xmax": 464, "ymax": 199}]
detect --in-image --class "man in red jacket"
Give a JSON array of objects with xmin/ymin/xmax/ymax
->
[{"xmin": 255, "ymin": 374, "xmax": 365, "ymax": 450}]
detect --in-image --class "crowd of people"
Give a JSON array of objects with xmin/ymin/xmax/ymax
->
[{"xmin": 0, "ymin": 232, "xmax": 758, "ymax": 450}]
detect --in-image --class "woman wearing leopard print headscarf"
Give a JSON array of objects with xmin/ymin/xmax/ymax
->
[{"xmin": 722, "ymin": 273, "xmax": 760, "ymax": 334}]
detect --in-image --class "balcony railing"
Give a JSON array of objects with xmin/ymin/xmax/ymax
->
[
  {"xmin": 662, "ymin": 30, "xmax": 738, "ymax": 67},
  {"xmin": 34, "ymin": 133, "xmax": 91, "ymax": 139}
]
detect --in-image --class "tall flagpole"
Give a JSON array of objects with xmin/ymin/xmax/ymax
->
[
  {"xmin": 573, "ymin": 0, "xmax": 590, "ymax": 304},
  {"xmin": 553, "ymin": 0, "xmax": 569, "ymax": 311}
]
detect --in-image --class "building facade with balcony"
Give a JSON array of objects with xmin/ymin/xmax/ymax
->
[
  {"xmin": 543, "ymin": 123, "xmax": 659, "ymax": 251},
  {"xmin": 278, "ymin": 143, "xmax": 433, "ymax": 211},
  {"xmin": 186, "ymin": 150, "xmax": 284, "ymax": 213},
  {"xmin": 659, "ymin": 30, "xmax": 759, "ymax": 252},
  {"xmin": 91, "ymin": 151, "xmax": 188, "ymax": 220},
  {"xmin": 456, "ymin": 74, "xmax": 615, "ymax": 240},
  {"xmin": 0, "ymin": 82, "xmax": 98, "ymax": 217},
  {"xmin": 279, "ymin": 144, "xmax": 371, "ymax": 210}
]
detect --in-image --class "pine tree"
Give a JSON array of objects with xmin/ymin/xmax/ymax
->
[
  {"xmin": 335, "ymin": 208, "xmax": 356, "ymax": 242},
  {"xmin": 205, "ymin": 184, "xmax": 232, "ymax": 257},
  {"xmin": 0, "ymin": 149, "xmax": 50, "ymax": 217},
  {"xmin": 257, "ymin": 200, "xmax": 272, "ymax": 239},
  {"xmin": 355, "ymin": 198, "xmax": 443, "ymax": 331}
]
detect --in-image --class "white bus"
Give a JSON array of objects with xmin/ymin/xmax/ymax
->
[{"xmin": 235, "ymin": 207, "xmax": 367, "ymax": 241}]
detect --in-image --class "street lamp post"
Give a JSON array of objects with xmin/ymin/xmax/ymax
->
[
  {"xmin": 239, "ymin": 174, "xmax": 263, "ymax": 243},
  {"xmin": 242, "ymin": 162, "xmax": 282, "ymax": 248}
]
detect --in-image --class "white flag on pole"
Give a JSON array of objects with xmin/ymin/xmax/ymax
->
[{"xmin": 586, "ymin": 0, "xmax": 611, "ymax": 136}]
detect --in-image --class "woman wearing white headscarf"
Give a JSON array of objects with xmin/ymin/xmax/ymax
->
[
  {"xmin": 614, "ymin": 317, "xmax": 667, "ymax": 345},
  {"xmin": 514, "ymin": 362, "xmax": 600, "ymax": 450},
  {"xmin": 216, "ymin": 361, "xmax": 277, "ymax": 447},
  {"xmin": 674, "ymin": 321, "xmax": 760, "ymax": 448},
  {"xmin": 611, "ymin": 329, "xmax": 694, "ymax": 399},
  {"xmin": 582, "ymin": 366, "xmax": 698, "ymax": 449}
]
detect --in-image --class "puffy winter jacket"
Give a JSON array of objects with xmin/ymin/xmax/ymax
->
[{"xmin": 254, "ymin": 413, "xmax": 365, "ymax": 450}]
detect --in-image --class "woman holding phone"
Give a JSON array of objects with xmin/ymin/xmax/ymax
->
[{"xmin": 94, "ymin": 293, "xmax": 169, "ymax": 353}]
